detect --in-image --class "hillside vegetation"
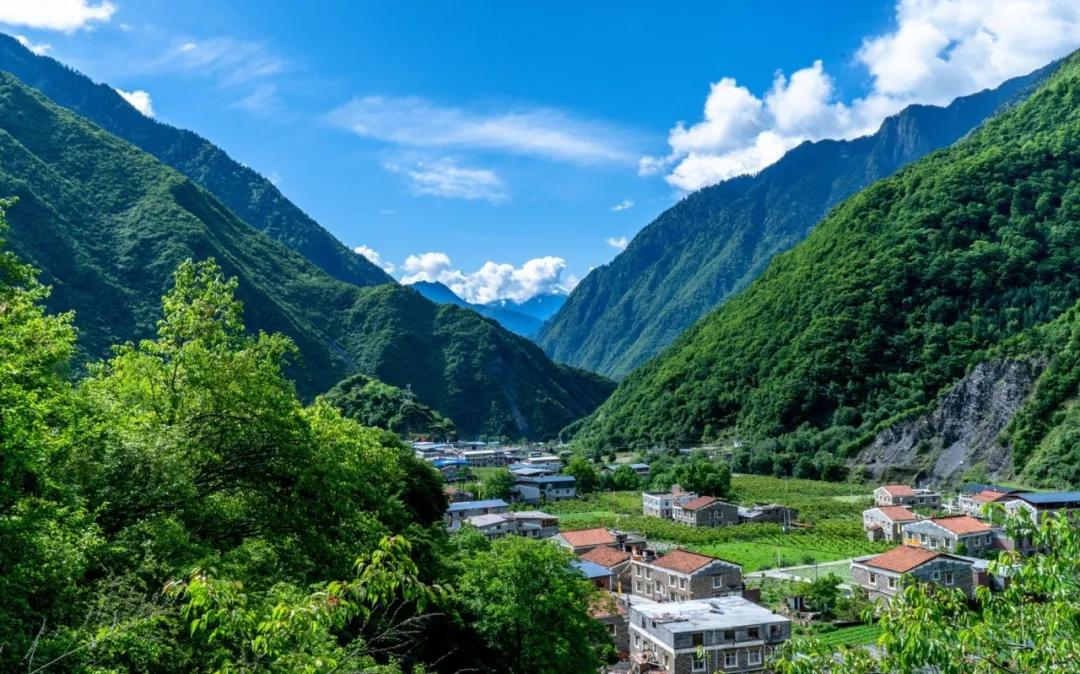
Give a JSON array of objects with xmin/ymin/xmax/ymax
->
[
  {"xmin": 573, "ymin": 50, "xmax": 1080, "ymax": 485},
  {"xmin": 0, "ymin": 72, "xmax": 612, "ymax": 438},
  {"xmin": 539, "ymin": 62, "xmax": 1055, "ymax": 378},
  {"xmin": 322, "ymin": 372, "xmax": 457, "ymax": 439}
]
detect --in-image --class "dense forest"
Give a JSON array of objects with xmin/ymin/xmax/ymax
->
[
  {"xmin": 322, "ymin": 373, "xmax": 457, "ymax": 439},
  {"xmin": 0, "ymin": 207, "xmax": 613, "ymax": 673},
  {"xmin": 0, "ymin": 69, "xmax": 613, "ymax": 440},
  {"xmin": 539, "ymin": 61, "xmax": 1055, "ymax": 379},
  {"xmin": 572, "ymin": 50, "xmax": 1080, "ymax": 486}
]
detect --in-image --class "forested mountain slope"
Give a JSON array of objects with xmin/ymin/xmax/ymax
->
[
  {"xmin": 0, "ymin": 72, "xmax": 612, "ymax": 439},
  {"xmin": 572, "ymin": 50, "xmax": 1080, "ymax": 486},
  {"xmin": 539, "ymin": 61, "xmax": 1057, "ymax": 378},
  {"xmin": 0, "ymin": 32, "xmax": 392, "ymax": 288},
  {"xmin": 321, "ymin": 372, "xmax": 457, "ymax": 439}
]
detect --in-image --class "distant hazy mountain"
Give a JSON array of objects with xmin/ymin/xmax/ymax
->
[
  {"xmin": 539, "ymin": 60, "xmax": 1057, "ymax": 379},
  {"xmin": 489, "ymin": 293, "xmax": 567, "ymax": 322},
  {"xmin": 0, "ymin": 70, "xmax": 613, "ymax": 439},
  {"xmin": 410, "ymin": 281, "xmax": 545, "ymax": 337},
  {"xmin": 0, "ymin": 32, "xmax": 392, "ymax": 289}
]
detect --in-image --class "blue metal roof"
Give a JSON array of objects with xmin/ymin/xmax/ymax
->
[
  {"xmin": 572, "ymin": 560, "xmax": 613, "ymax": 579},
  {"xmin": 1018, "ymin": 491, "xmax": 1080, "ymax": 505},
  {"xmin": 432, "ymin": 458, "xmax": 470, "ymax": 468},
  {"xmin": 517, "ymin": 475, "xmax": 575, "ymax": 484},
  {"xmin": 446, "ymin": 499, "xmax": 509, "ymax": 512}
]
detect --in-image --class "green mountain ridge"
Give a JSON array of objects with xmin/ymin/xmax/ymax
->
[
  {"xmin": 539, "ymin": 61, "xmax": 1057, "ymax": 378},
  {"xmin": 572, "ymin": 49, "xmax": 1080, "ymax": 486},
  {"xmin": 0, "ymin": 71, "xmax": 613, "ymax": 439},
  {"xmin": 321, "ymin": 372, "xmax": 457, "ymax": 439},
  {"xmin": 0, "ymin": 32, "xmax": 392, "ymax": 288}
]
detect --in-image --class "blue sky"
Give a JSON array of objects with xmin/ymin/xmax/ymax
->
[{"xmin": 3, "ymin": 1, "xmax": 1079, "ymax": 302}]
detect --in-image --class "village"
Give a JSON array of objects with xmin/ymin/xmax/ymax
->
[{"xmin": 416, "ymin": 440, "xmax": 1080, "ymax": 674}]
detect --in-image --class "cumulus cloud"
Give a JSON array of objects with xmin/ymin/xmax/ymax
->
[
  {"xmin": 353, "ymin": 245, "xmax": 395, "ymax": 273},
  {"xmin": 14, "ymin": 34, "xmax": 52, "ymax": 55},
  {"xmin": 327, "ymin": 95, "xmax": 634, "ymax": 165},
  {"xmin": 0, "ymin": 0, "xmax": 115, "ymax": 32},
  {"xmin": 645, "ymin": 0, "xmax": 1080, "ymax": 191},
  {"xmin": 401, "ymin": 252, "xmax": 570, "ymax": 304},
  {"xmin": 606, "ymin": 237, "xmax": 630, "ymax": 251},
  {"xmin": 115, "ymin": 88, "xmax": 154, "ymax": 117},
  {"xmin": 385, "ymin": 159, "xmax": 507, "ymax": 203},
  {"xmin": 610, "ymin": 199, "xmax": 635, "ymax": 212}
]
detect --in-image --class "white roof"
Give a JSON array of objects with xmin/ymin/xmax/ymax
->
[
  {"xmin": 631, "ymin": 596, "xmax": 787, "ymax": 632},
  {"xmin": 467, "ymin": 513, "xmax": 511, "ymax": 528}
]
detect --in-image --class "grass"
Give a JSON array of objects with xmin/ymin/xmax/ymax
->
[{"xmin": 813, "ymin": 623, "xmax": 882, "ymax": 646}]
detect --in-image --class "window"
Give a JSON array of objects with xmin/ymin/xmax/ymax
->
[
  {"xmin": 748, "ymin": 649, "xmax": 762, "ymax": 666},
  {"xmin": 713, "ymin": 576, "xmax": 724, "ymax": 589},
  {"xmin": 888, "ymin": 577, "xmax": 897, "ymax": 589},
  {"xmin": 932, "ymin": 571, "xmax": 940, "ymax": 580},
  {"xmin": 692, "ymin": 632, "xmax": 704, "ymax": 647},
  {"xmin": 945, "ymin": 573, "xmax": 954, "ymax": 586},
  {"xmin": 670, "ymin": 575, "xmax": 678, "ymax": 587},
  {"xmin": 640, "ymin": 617, "xmax": 646, "ymax": 628},
  {"xmin": 869, "ymin": 572, "xmax": 878, "ymax": 584},
  {"xmin": 920, "ymin": 533, "xmax": 927, "ymax": 543},
  {"xmin": 723, "ymin": 630, "xmax": 735, "ymax": 641},
  {"xmin": 748, "ymin": 627, "xmax": 759, "ymax": 639},
  {"xmin": 636, "ymin": 566, "xmax": 642, "ymax": 577},
  {"xmin": 692, "ymin": 654, "xmax": 706, "ymax": 672},
  {"xmin": 680, "ymin": 578, "xmax": 687, "ymax": 589},
  {"xmin": 725, "ymin": 652, "xmax": 738, "ymax": 668}
]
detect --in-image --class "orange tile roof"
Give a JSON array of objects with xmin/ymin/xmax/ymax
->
[
  {"xmin": 580, "ymin": 546, "xmax": 631, "ymax": 568},
  {"xmin": 559, "ymin": 527, "xmax": 616, "ymax": 548},
  {"xmin": 880, "ymin": 485, "xmax": 914, "ymax": 496},
  {"xmin": 864, "ymin": 546, "xmax": 940, "ymax": 573},
  {"xmin": 972, "ymin": 490, "xmax": 1008, "ymax": 503},
  {"xmin": 651, "ymin": 549, "xmax": 718, "ymax": 573},
  {"xmin": 678, "ymin": 495, "xmax": 719, "ymax": 511},
  {"xmin": 874, "ymin": 506, "xmax": 920, "ymax": 521},
  {"xmin": 931, "ymin": 516, "xmax": 991, "ymax": 535}
]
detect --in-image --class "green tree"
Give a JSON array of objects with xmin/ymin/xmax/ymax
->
[
  {"xmin": 805, "ymin": 574, "xmax": 842, "ymax": 618},
  {"xmin": 775, "ymin": 509, "xmax": 1080, "ymax": 673},
  {"xmin": 455, "ymin": 536, "xmax": 612, "ymax": 674},
  {"xmin": 610, "ymin": 464, "xmax": 641, "ymax": 491},
  {"xmin": 480, "ymin": 468, "xmax": 515, "ymax": 500},
  {"xmin": 675, "ymin": 459, "xmax": 732, "ymax": 496},
  {"xmin": 564, "ymin": 456, "xmax": 600, "ymax": 494}
]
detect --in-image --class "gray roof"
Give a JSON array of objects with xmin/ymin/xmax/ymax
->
[
  {"xmin": 446, "ymin": 499, "xmax": 509, "ymax": 512},
  {"xmin": 572, "ymin": 560, "xmax": 613, "ymax": 579},
  {"xmin": 1017, "ymin": 491, "xmax": 1080, "ymax": 506},
  {"xmin": 516, "ymin": 475, "xmax": 575, "ymax": 485},
  {"xmin": 631, "ymin": 596, "xmax": 787, "ymax": 631}
]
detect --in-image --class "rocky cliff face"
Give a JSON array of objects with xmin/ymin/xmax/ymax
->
[{"xmin": 855, "ymin": 359, "xmax": 1043, "ymax": 485}]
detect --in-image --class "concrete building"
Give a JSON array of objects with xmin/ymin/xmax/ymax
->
[
  {"xmin": 1005, "ymin": 491, "xmax": 1080, "ymax": 524},
  {"xmin": 580, "ymin": 545, "xmax": 633, "ymax": 592},
  {"xmin": 874, "ymin": 485, "xmax": 942, "ymax": 508},
  {"xmin": 522, "ymin": 454, "xmax": 563, "ymax": 471},
  {"xmin": 901, "ymin": 516, "xmax": 995, "ymax": 556},
  {"xmin": 737, "ymin": 503, "xmax": 799, "ymax": 526},
  {"xmin": 460, "ymin": 449, "xmax": 511, "ymax": 468},
  {"xmin": 592, "ymin": 593, "xmax": 630, "ymax": 656},
  {"xmin": 513, "ymin": 474, "xmax": 576, "ymax": 503},
  {"xmin": 463, "ymin": 510, "xmax": 559, "ymax": 540},
  {"xmin": 852, "ymin": 546, "xmax": 978, "ymax": 603},
  {"xmin": 445, "ymin": 499, "xmax": 509, "ymax": 531},
  {"xmin": 957, "ymin": 489, "xmax": 1022, "ymax": 519},
  {"xmin": 629, "ymin": 596, "xmax": 790, "ymax": 674},
  {"xmin": 672, "ymin": 496, "xmax": 739, "ymax": 528},
  {"xmin": 631, "ymin": 549, "xmax": 742, "ymax": 602},
  {"xmin": 642, "ymin": 488, "xmax": 698, "ymax": 519},
  {"xmin": 863, "ymin": 505, "xmax": 922, "ymax": 543},
  {"xmin": 555, "ymin": 527, "xmax": 619, "ymax": 555}
]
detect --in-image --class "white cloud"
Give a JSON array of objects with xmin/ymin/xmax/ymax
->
[
  {"xmin": 645, "ymin": 0, "xmax": 1080, "ymax": 191},
  {"xmin": 610, "ymin": 199, "xmax": 635, "ymax": 212},
  {"xmin": 230, "ymin": 84, "xmax": 280, "ymax": 114},
  {"xmin": 606, "ymin": 236, "xmax": 630, "ymax": 251},
  {"xmin": 115, "ymin": 88, "xmax": 154, "ymax": 117},
  {"xmin": 401, "ymin": 252, "xmax": 570, "ymax": 304},
  {"xmin": 0, "ymin": 0, "xmax": 115, "ymax": 32},
  {"xmin": 385, "ymin": 159, "xmax": 507, "ymax": 203},
  {"xmin": 353, "ymin": 245, "xmax": 396, "ymax": 273},
  {"xmin": 14, "ymin": 34, "xmax": 52, "ymax": 55},
  {"xmin": 146, "ymin": 38, "xmax": 285, "ymax": 87},
  {"xmin": 327, "ymin": 95, "xmax": 633, "ymax": 165}
]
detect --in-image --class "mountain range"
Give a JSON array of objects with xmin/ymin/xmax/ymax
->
[
  {"xmin": 0, "ymin": 37, "xmax": 613, "ymax": 440},
  {"xmin": 539, "ymin": 61, "xmax": 1057, "ymax": 379},
  {"xmin": 410, "ymin": 280, "xmax": 551, "ymax": 337},
  {"xmin": 572, "ymin": 49, "xmax": 1080, "ymax": 487}
]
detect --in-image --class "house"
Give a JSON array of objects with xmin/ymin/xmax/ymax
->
[
  {"xmin": 852, "ymin": 546, "xmax": 978, "ymax": 602},
  {"xmin": 444, "ymin": 486, "xmax": 472, "ymax": 504},
  {"xmin": 522, "ymin": 454, "xmax": 563, "ymax": 471},
  {"xmin": 591, "ymin": 593, "xmax": 629, "ymax": 655},
  {"xmin": 629, "ymin": 596, "xmax": 790, "ymax": 674},
  {"xmin": 738, "ymin": 503, "xmax": 799, "ymax": 526},
  {"xmin": 874, "ymin": 485, "xmax": 941, "ymax": 508},
  {"xmin": 574, "ymin": 559, "xmax": 616, "ymax": 590},
  {"xmin": 510, "ymin": 511, "xmax": 561, "ymax": 539},
  {"xmin": 901, "ymin": 516, "xmax": 995, "ymax": 556},
  {"xmin": 610, "ymin": 462, "xmax": 652, "ymax": 476},
  {"xmin": 957, "ymin": 489, "xmax": 1023, "ymax": 519},
  {"xmin": 642, "ymin": 488, "xmax": 698, "ymax": 519},
  {"xmin": 863, "ymin": 505, "xmax": 922, "ymax": 542},
  {"xmin": 580, "ymin": 546, "xmax": 633, "ymax": 591},
  {"xmin": 445, "ymin": 499, "xmax": 509, "ymax": 531},
  {"xmin": 672, "ymin": 496, "xmax": 739, "ymax": 527},
  {"xmin": 460, "ymin": 449, "xmax": 511, "ymax": 468},
  {"xmin": 554, "ymin": 527, "xmax": 619, "ymax": 554},
  {"xmin": 508, "ymin": 465, "xmax": 552, "ymax": 479},
  {"xmin": 513, "ymin": 475, "xmax": 576, "ymax": 503},
  {"xmin": 631, "ymin": 549, "xmax": 742, "ymax": 602},
  {"xmin": 1004, "ymin": 491, "xmax": 1080, "ymax": 523}
]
